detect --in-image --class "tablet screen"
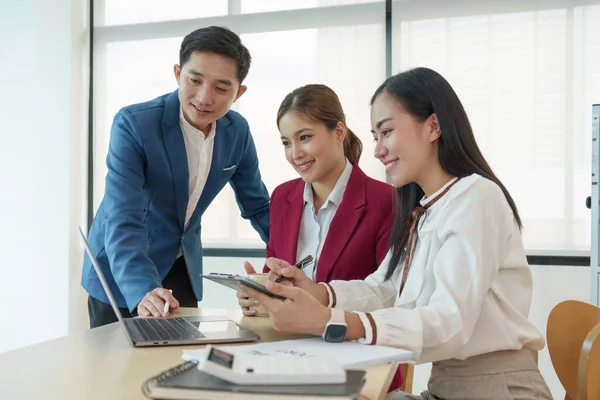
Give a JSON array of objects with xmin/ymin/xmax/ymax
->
[{"xmin": 200, "ymin": 274, "xmax": 286, "ymax": 300}]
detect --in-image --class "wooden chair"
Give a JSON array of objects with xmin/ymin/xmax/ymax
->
[
  {"xmin": 546, "ymin": 300, "xmax": 600, "ymax": 400},
  {"xmin": 399, "ymin": 364, "xmax": 414, "ymax": 393}
]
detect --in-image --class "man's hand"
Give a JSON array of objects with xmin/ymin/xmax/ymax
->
[{"xmin": 137, "ymin": 288, "xmax": 179, "ymax": 317}]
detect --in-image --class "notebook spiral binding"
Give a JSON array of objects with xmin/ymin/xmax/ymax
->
[{"xmin": 141, "ymin": 360, "xmax": 199, "ymax": 398}]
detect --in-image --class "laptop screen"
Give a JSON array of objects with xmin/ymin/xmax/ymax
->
[{"xmin": 78, "ymin": 227, "xmax": 135, "ymax": 345}]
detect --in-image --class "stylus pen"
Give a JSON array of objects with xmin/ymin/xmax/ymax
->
[
  {"xmin": 274, "ymin": 255, "xmax": 314, "ymax": 283},
  {"xmin": 163, "ymin": 289, "xmax": 173, "ymax": 315}
]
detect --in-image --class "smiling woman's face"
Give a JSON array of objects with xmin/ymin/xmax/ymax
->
[
  {"xmin": 278, "ymin": 112, "xmax": 345, "ymax": 184},
  {"xmin": 370, "ymin": 91, "xmax": 438, "ymax": 188}
]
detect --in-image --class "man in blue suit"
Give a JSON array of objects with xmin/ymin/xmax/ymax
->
[{"xmin": 82, "ymin": 26, "xmax": 270, "ymax": 328}]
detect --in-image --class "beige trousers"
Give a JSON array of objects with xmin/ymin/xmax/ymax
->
[{"xmin": 391, "ymin": 347, "xmax": 553, "ymax": 400}]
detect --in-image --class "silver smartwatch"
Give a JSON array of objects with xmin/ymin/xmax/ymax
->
[{"xmin": 322, "ymin": 308, "xmax": 347, "ymax": 343}]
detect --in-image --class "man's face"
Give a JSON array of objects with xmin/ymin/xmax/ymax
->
[{"xmin": 174, "ymin": 51, "xmax": 247, "ymax": 133}]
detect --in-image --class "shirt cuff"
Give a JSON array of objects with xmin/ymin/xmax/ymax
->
[
  {"xmin": 319, "ymin": 282, "xmax": 337, "ymax": 307},
  {"xmin": 353, "ymin": 311, "xmax": 377, "ymax": 345}
]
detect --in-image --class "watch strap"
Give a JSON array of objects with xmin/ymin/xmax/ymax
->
[{"xmin": 329, "ymin": 308, "xmax": 346, "ymax": 326}]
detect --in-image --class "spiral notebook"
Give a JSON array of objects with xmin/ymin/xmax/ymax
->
[{"xmin": 141, "ymin": 361, "xmax": 366, "ymax": 400}]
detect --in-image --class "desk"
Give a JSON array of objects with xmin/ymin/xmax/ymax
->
[{"xmin": 0, "ymin": 308, "xmax": 396, "ymax": 400}]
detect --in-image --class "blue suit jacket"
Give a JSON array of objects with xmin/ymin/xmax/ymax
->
[{"xmin": 81, "ymin": 90, "xmax": 270, "ymax": 311}]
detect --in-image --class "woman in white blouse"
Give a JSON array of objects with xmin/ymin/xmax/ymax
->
[{"xmin": 243, "ymin": 67, "xmax": 553, "ymax": 399}]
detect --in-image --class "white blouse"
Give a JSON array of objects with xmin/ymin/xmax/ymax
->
[
  {"xmin": 296, "ymin": 159, "xmax": 352, "ymax": 280},
  {"xmin": 326, "ymin": 174, "xmax": 545, "ymax": 364}
]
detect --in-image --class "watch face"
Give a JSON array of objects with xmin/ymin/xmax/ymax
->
[{"xmin": 325, "ymin": 324, "xmax": 347, "ymax": 343}]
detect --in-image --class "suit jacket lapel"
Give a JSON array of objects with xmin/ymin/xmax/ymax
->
[
  {"xmin": 162, "ymin": 90, "xmax": 188, "ymax": 231},
  {"xmin": 282, "ymin": 181, "xmax": 304, "ymax": 265},
  {"xmin": 315, "ymin": 165, "xmax": 367, "ymax": 282}
]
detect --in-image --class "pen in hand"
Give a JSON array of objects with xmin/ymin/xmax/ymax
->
[
  {"xmin": 163, "ymin": 289, "xmax": 173, "ymax": 316},
  {"xmin": 274, "ymin": 255, "xmax": 314, "ymax": 283}
]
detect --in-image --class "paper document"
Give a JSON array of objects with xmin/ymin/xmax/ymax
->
[{"xmin": 182, "ymin": 338, "xmax": 416, "ymax": 368}]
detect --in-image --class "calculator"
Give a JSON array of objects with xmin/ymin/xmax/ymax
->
[{"xmin": 198, "ymin": 345, "xmax": 347, "ymax": 385}]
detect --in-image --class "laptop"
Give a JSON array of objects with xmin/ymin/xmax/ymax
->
[{"xmin": 78, "ymin": 227, "xmax": 259, "ymax": 347}]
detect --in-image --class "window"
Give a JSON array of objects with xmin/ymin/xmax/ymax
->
[
  {"xmin": 93, "ymin": 1, "xmax": 386, "ymax": 247},
  {"xmin": 96, "ymin": 0, "xmax": 228, "ymax": 26},
  {"xmin": 240, "ymin": 0, "xmax": 380, "ymax": 14},
  {"xmin": 392, "ymin": 1, "xmax": 600, "ymax": 251},
  {"xmin": 93, "ymin": 0, "xmax": 599, "ymax": 252},
  {"xmin": 234, "ymin": 26, "xmax": 386, "ymax": 241},
  {"xmin": 93, "ymin": 37, "xmax": 181, "ymax": 212}
]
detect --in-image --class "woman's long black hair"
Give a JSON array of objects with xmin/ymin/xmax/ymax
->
[{"xmin": 371, "ymin": 67, "xmax": 522, "ymax": 280}]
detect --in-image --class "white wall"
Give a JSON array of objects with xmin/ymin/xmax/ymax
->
[{"xmin": 0, "ymin": 0, "xmax": 88, "ymax": 353}]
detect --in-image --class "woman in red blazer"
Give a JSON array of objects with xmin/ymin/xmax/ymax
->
[
  {"xmin": 238, "ymin": 84, "xmax": 403, "ymax": 390},
  {"xmin": 240, "ymin": 83, "xmax": 393, "ymax": 293}
]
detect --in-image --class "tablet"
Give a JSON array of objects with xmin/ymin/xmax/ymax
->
[{"xmin": 200, "ymin": 273, "xmax": 286, "ymax": 300}]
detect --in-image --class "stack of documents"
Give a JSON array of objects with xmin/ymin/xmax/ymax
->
[
  {"xmin": 142, "ymin": 339, "xmax": 416, "ymax": 399},
  {"xmin": 182, "ymin": 337, "xmax": 417, "ymax": 368}
]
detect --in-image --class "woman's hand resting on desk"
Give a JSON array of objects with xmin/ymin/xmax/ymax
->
[{"xmin": 243, "ymin": 281, "xmax": 331, "ymax": 336}]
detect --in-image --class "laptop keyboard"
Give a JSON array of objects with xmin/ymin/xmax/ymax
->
[{"xmin": 126, "ymin": 317, "xmax": 205, "ymax": 342}]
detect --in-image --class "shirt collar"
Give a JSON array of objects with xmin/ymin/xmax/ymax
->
[
  {"xmin": 303, "ymin": 159, "xmax": 353, "ymax": 209},
  {"xmin": 179, "ymin": 108, "xmax": 216, "ymax": 140},
  {"xmin": 420, "ymin": 176, "xmax": 459, "ymax": 207}
]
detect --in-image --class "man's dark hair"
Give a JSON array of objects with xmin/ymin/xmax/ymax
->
[{"xmin": 179, "ymin": 26, "xmax": 252, "ymax": 83}]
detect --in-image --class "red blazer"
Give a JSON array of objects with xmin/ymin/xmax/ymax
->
[
  {"xmin": 263, "ymin": 164, "xmax": 404, "ymax": 390},
  {"xmin": 263, "ymin": 163, "xmax": 394, "ymax": 283}
]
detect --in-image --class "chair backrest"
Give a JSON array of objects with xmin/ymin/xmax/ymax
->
[
  {"xmin": 546, "ymin": 300, "xmax": 600, "ymax": 400},
  {"xmin": 399, "ymin": 364, "xmax": 414, "ymax": 394}
]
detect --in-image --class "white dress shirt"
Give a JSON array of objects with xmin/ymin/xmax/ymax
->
[
  {"xmin": 326, "ymin": 174, "xmax": 545, "ymax": 364},
  {"xmin": 176, "ymin": 110, "xmax": 216, "ymax": 258},
  {"xmin": 296, "ymin": 159, "xmax": 353, "ymax": 280},
  {"xmin": 180, "ymin": 109, "xmax": 216, "ymax": 228}
]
